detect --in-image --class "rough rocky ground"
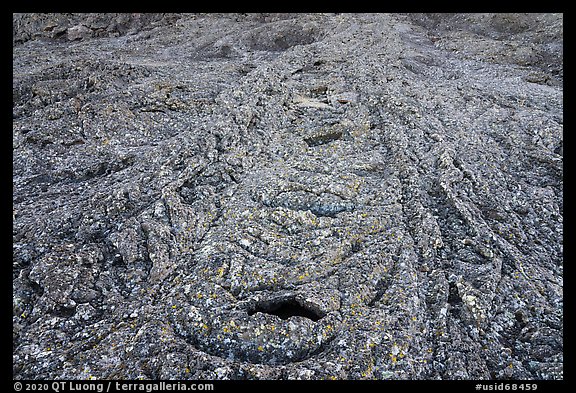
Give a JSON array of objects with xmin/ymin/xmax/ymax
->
[{"xmin": 13, "ymin": 13, "xmax": 563, "ymax": 380}]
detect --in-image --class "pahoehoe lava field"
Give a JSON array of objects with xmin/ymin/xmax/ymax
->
[{"xmin": 13, "ymin": 13, "xmax": 563, "ymax": 380}]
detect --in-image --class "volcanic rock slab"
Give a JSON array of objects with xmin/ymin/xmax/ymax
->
[{"xmin": 13, "ymin": 13, "xmax": 563, "ymax": 380}]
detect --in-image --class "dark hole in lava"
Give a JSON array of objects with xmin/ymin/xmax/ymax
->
[{"xmin": 247, "ymin": 298, "xmax": 324, "ymax": 322}]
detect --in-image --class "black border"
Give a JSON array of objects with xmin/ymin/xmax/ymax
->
[{"xmin": 9, "ymin": 7, "xmax": 569, "ymax": 389}]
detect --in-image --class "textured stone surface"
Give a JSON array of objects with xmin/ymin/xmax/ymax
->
[{"xmin": 13, "ymin": 13, "xmax": 562, "ymax": 380}]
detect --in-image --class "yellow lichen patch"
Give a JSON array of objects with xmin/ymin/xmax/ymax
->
[
  {"xmin": 322, "ymin": 324, "xmax": 334, "ymax": 338},
  {"xmin": 361, "ymin": 359, "xmax": 374, "ymax": 378}
]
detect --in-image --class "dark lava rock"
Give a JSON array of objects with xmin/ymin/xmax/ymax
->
[{"xmin": 13, "ymin": 13, "xmax": 562, "ymax": 380}]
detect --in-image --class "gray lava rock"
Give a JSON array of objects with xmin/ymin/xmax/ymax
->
[
  {"xmin": 67, "ymin": 25, "xmax": 93, "ymax": 41},
  {"xmin": 13, "ymin": 13, "xmax": 563, "ymax": 380}
]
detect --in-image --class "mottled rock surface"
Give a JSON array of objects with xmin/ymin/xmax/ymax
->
[{"xmin": 13, "ymin": 13, "xmax": 563, "ymax": 380}]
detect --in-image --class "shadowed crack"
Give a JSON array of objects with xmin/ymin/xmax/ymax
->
[{"xmin": 304, "ymin": 130, "xmax": 343, "ymax": 147}]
